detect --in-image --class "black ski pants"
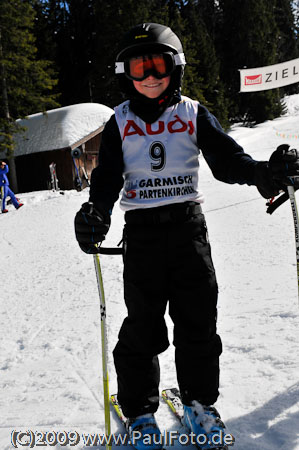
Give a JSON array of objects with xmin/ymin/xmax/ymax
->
[{"xmin": 113, "ymin": 202, "xmax": 222, "ymax": 418}]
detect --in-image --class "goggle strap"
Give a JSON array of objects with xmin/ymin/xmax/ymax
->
[
  {"xmin": 174, "ymin": 53, "xmax": 186, "ymax": 65},
  {"xmin": 115, "ymin": 52, "xmax": 186, "ymax": 74},
  {"xmin": 115, "ymin": 61, "xmax": 125, "ymax": 74}
]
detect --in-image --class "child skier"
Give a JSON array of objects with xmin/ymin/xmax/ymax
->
[
  {"xmin": 0, "ymin": 161, "xmax": 23, "ymax": 213},
  {"xmin": 75, "ymin": 23, "xmax": 299, "ymax": 450}
]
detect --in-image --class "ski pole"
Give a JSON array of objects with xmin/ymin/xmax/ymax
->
[
  {"xmin": 266, "ymin": 184, "xmax": 299, "ymax": 304},
  {"xmin": 72, "ymin": 157, "xmax": 83, "ymax": 190},
  {"xmin": 93, "ymin": 251, "xmax": 111, "ymax": 450},
  {"xmin": 287, "ymin": 184, "xmax": 299, "ymax": 305},
  {"xmin": 81, "ymin": 167, "xmax": 90, "ymax": 187},
  {"xmin": 1, "ymin": 186, "xmax": 3, "ymax": 211}
]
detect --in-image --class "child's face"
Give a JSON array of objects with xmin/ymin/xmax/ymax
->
[{"xmin": 133, "ymin": 75, "xmax": 170, "ymax": 99}]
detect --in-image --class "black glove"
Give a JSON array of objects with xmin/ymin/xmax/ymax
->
[
  {"xmin": 254, "ymin": 144, "xmax": 299, "ymax": 199},
  {"xmin": 254, "ymin": 162, "xmax": 280, "ymax": 199},
  {"xmin": 74, "ymin": 202, "xmax": 110, "ymax": 254},
  {"xmin": 269, "ymin": 144, "xmax": 299, "ymax": 186}
]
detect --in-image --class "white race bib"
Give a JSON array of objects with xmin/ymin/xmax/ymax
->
[{"xmin": 114, "ymin": 96, "xmax": 204, "ymax": 211}]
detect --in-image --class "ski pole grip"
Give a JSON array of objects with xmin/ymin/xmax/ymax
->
[
  {"xmin": 98, "ymin": 246, "xmax": 123, "ymax": 255},
  {"xmin": 266, "ymin": 192, "xmax": 289, "ymax": 214}
]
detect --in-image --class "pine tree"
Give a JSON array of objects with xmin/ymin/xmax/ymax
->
[
  {"xmin": 153, "ymin": 1, "xmax": 208, "ymax": 108},
  {"xmin": 0, "ymin": 0, "xmax": 59, "ymax": 157},
  {"xmin": 290, "ymin": 1, "xmax": 299, "ymax": 61},
  {"xmin": 26, "ymin": 0, "xmax": 299, "ymax": 126},
  {"xmin": 181, "ymin": 0, "xmax": 230, "ymax": 128},
  {"xmin": 218, "ymin": 0, "xmax": 283, "ymax": 123},
  {"xmin": 90, "ymin": 0, "xmax": 172, "ymax": 107},
  {"xmin": 274, "ymin": 0, "xmax": 299, "ymax": 95},
  {"xmin": 294, "ymin": 1, "xmax": 299, "ymax": 34},
  {"xmin": 53, "ymin": 0, "xmax": 97, "ymax": 105}
]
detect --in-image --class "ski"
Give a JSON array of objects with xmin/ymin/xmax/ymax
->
[
  {"xmin": 49, "ymin": 162, "xmax": 59, "ymax": 191},
  {"xmin": 72, "ymin": 156, "xmax": 83, "ymax": 190},
  {"xmin": 162, "ymin": 388, "xmax": 234, "ymax": 450},
  {"xmin": 111, "ymin": 394, "xmax": 128, "ymax": 429},
  {"xmin": 162, "ymin": 387, "xmax": 184, "ymax": 422},
  {"xmin": 111, "ymin": 394, "xmax": 138, "ymax": 449}
]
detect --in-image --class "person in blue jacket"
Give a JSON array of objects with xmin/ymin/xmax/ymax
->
[{"xmin": 0, "ymin": 161, "xmax": 23, "ymax": 213}]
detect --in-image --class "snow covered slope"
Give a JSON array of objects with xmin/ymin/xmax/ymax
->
[{"xmin": 1, "ymin": 96, "xmax": 299, "ymax": 450}]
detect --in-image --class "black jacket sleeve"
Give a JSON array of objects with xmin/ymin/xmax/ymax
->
[
  {"xmin": 197, "ymin": 105, "xmax": 259, "ymax": 185},
  {"xmin": 89, "ymin": 114, "xmax": 124, "ymax": 214},
  {"xmin": 89, "ymin": 105, "xmax": 263, "ymax": 215}
]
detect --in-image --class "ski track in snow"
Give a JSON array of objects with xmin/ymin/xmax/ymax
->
[{"xmin": 1, "ymin": 96, "xmax": 299, "ymax": 449}]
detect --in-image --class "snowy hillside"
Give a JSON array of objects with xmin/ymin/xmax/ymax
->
[{"xmin": 1, "ymin": 96, "xmax": 299, "ymax": 450}]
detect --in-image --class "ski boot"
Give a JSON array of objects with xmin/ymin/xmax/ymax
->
[
  {"xmin": 183, "ymin": 401, "xmax": 234, "ymax": 449},
  {"xmin": 126, "ymin": 413, "xmax": 163, "ymax": 450}
]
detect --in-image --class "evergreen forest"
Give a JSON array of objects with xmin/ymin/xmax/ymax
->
[{"xmin": 1, "ymin": 0, "xmax": 299, "ymax": 154}]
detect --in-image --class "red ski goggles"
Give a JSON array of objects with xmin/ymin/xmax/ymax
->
[{"xmin": 115, "ymin": 52, "xmax": 185, "ymax": 81}]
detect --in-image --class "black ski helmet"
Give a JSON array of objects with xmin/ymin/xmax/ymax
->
[{"xmin": 115, "ymin": 23, "xmax": 186, "ymax": 97}]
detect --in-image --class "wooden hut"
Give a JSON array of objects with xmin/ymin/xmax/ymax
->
[{"xmin": 0, "ymin": 103, "xmax": 113, "ymax": 192}]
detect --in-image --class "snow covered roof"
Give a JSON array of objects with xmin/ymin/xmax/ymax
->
[{"xmin": 9, "ymin": 103, "xmax": 114, "ymax": 157}]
